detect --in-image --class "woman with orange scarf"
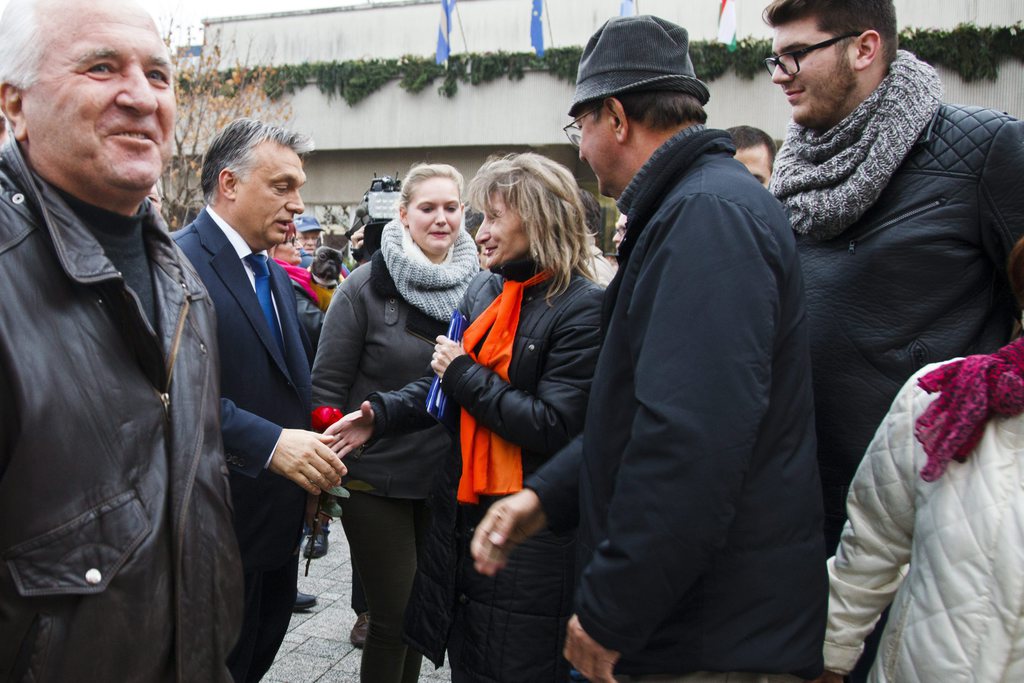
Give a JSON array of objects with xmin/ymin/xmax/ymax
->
[{"xmin": 327, "ymin": 153, "xmax": 603, "ymax": 682}]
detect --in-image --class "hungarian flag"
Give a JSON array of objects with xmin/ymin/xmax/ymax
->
[{"xmin": 717, "ymin": 0, "xmax": 737, "ymax": 52}]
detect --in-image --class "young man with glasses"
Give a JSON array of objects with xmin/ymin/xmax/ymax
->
[{"xmin": 764, "ymin": 0, "xmax": 1024, "ymax": 679}]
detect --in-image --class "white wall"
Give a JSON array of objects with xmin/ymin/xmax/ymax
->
[
  {"xmin": 201, "ymin": 0, "xmax": 1024, "ymax": 206},
  {"xmin": 208, "ymin": 0, "xmax": 1024, "ymax": 64}
]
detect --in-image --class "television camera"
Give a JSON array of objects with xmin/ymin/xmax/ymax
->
[{"xmin": 349, "ymin": 174, "xmax": 402, "ymax": 262}]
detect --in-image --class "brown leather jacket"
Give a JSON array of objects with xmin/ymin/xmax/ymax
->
[{"xmin": 0, "ymin": 142, "xmax": 243, "ymax": 682}]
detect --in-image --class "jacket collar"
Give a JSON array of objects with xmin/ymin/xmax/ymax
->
[
  {"xmin": 0, "ymin": 140, "xmax": 182, "ymax": 288},
  {"xmin": 615, "ymin": 126, "xmax": 733, "ymax": 268},
  {"xmin": 370, "ymin": 249, "xmax": 401, "ymax": 299},
  {"xmin": 190, "ymin": 207, "xmax": 300, "ymax": 378},
  {"xmin": 190, "ymin": 207, "xmax": 234, "ymax": 258},
  {"xmin": 489, "ymin": 258, "xmax": 540, "ymax": 282}
]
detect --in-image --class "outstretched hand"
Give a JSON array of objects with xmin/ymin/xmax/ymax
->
[
  {"xmin": 470, "ymin": 488, "xmax": 547, "ymax": 575},
  {"xmin": 323, "ymin": 401, "xmax": 375, "ymax": 457},
  {"xmin": 268, "ymin": 428, "xmax": 347, "ymax": 494}
]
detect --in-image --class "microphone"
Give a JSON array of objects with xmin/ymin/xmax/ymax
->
[{"xmin": 347, "ymin": 206, "xmax": 369, "ymax": 238}]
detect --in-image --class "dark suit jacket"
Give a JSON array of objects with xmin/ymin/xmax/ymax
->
[{"xmin": 174, "ymin": 208, "xmax": 312, "ymax": 572}]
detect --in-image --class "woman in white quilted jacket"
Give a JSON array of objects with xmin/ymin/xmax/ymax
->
[{"xmin": 814, "ymin": 237, "xmax": 1024, "ymax": 683}]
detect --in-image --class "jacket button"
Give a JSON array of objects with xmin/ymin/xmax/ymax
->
[
  {"xmin": 200, "ymin": 343, "xmax": 207, "ymax": 354},
  {"xmin": 11, "ymin": 193, "xmax": 24, "ymax": 205},
  {"xmin": 528, "ymin": 344, "xmax": 535, "ymax": 351},
  {"xmin": 85, "ymin": 568, "xmax": 102, "ymax": 585},
  {"xmin": 458, "ymin": 593, "xmax": 469, "ymax": 605}
]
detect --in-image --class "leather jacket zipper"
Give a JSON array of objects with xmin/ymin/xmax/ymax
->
[
  {"xmin": 166, "ymin": 288, "xmax": 211, "ymax": 673},
  {"xmin": 155, "ymin": 292, "xmax": 191, "ymax": 419},
  {"xmin": 848, "ymin": 199, "xmax": 944, "ymax": 254}
]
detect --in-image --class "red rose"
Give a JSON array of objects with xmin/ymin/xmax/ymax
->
[{"xmin": 311, "ymin": 406, "xmax": 343, "ymax": 432}]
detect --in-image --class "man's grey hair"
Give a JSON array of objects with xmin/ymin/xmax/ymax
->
[
  {"xmin": 0, "ymin": 0, "xmax": 44, "ymax": 88},
  {"xmin": 200, "ymin": 118, "xmax": 315, "ymax": 205}
]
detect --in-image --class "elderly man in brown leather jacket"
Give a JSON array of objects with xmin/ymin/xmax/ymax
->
[{"xmin": 0, "ymin": 0, "xmax": 243, "ymax": 680}]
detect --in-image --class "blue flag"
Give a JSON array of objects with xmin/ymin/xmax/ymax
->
[
  {"xmin": 530, "ymin": 0, "xmax": 544, "ymax": 57},
  {"xmin": 619, "ymin": 0, "xmax": 636, "ymax": 16},
  {"xmin": 436, "ymin": 0, "xmax": 456, "ymax": 65}
]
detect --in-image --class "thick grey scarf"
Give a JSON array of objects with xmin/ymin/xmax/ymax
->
[
  {"xmin": 770, "ymin": 51, "xmax": 943, "ymax": 240},
  {"xmin": 379, "ymin": 218, "xmax": 479, "ymax": 321}
]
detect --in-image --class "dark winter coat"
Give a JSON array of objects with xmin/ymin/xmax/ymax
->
[
  {"xmin": 312, "ymin": 252, "xmax": 452, "ymax": 499},
  {"xmin": 374, "ymin": 263, "xmax": 603, "ymax": 682},
  {"xmin": 529, "ymin": 128, "xmax": 827, "ymax": 678},
  {"xmin": 290, "ymin": 277, "xmax": 324, "ymax": 350},
  {"xmin": 0, "ymin": 143, "xmax": 242, "ymax": 682},
  {"xmin": 797, "ymin": 105, "xmax": 1024, "ymax": 550}
]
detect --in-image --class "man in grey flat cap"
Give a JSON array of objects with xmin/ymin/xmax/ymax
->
[{"xmin": 471, "ymin": 14, "xmax": 826, "ymax": 683}]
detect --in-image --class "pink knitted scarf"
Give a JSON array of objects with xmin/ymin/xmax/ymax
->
[
  {"xmin": 273, "ymin": 258, "xmax": 319, "ymax": 305},
  {"xmin": 915, "ymin": 337, "xmax": 1024, "ymax": 481}
]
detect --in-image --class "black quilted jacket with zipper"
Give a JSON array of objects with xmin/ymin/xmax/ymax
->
[
  {"xmin": 374, "ymin": 263, "xmax": 603, "ymax": 681},
  {"xmin": 800, "ymin": 104, "xmax": 1024, "ymax": 551}
]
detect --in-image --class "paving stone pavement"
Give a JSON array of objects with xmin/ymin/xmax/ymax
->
[{"xmin": 266, "ymin": 529, "xmax": 452, "ymax": 683}]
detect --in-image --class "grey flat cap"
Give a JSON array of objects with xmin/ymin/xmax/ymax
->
[{"xmin": 568, "ymin": 15, "xmax": 710, "ymax": 116}]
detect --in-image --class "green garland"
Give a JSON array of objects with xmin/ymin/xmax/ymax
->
[
  {"xmin": 261, "ymin": 47, "xmax": 584, "ymax": 105},
  {"xmin": 253, "ymin": 23, "xmax": 1022, "ymax": 106}
]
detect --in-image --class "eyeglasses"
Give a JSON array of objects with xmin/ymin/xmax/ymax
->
[
  {"xmin": 763, "ymin": 32, "xmax": 860, "ymax": 77},
  {"xmin": 562, "ymin": 106, "xmax": 600, "ymax": 148}
]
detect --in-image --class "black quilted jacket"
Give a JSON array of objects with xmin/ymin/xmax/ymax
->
[
  {"xmin": 799, "ymin": 104, "xmax": 1024, "ymax": 550},
  {"xmin": 373, "ymin": 263, "xmax": 603, "ymax": 682}
]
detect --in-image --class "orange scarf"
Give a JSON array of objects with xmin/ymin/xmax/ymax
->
[{"xmin": 457, "ymin": 270, "xmax": 552, "ymax": 504}]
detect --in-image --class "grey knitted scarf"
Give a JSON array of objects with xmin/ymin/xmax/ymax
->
[
  {"xmin": 379, "ymin": 218, "xmax": 480, "ymax": 321},
  {"xmin": 770, "ymin": 51, "xmax": 943, "ymax": 240}
]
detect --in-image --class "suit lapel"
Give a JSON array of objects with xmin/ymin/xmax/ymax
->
[{"xmin": 195, "ymin": 211, "xmax": 293, "ymax": 378}]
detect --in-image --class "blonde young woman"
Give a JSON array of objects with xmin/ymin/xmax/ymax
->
[
  {"xmin": 327, "ymin": 153, "xmax": 604, "ymax": 682},
  {"xmin": 311, "ymin": 164, "xmax": 479, "ymax": 683}
]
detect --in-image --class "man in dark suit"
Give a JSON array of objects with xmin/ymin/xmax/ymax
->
[{"xmin": 174, "ymin": 118, "xmax": 346, "ymax": 683}]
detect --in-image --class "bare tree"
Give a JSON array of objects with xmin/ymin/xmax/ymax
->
[{"xmin": 161, "ymin": 27, "xmax": 293, "ymax": 229}]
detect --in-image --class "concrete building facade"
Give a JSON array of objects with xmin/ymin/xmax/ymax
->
[{"xmin": 201, "ymin": 0, "xmax": 1024, "ymax": 216}]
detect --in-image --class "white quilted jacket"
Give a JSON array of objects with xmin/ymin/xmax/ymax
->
[{"xmin": 825, "ymin": 362, "xmax": 1024, "ymax": 682}]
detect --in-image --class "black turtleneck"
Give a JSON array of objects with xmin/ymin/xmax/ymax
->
[
  {"xmin": 58, "ymin": 190, "xmax": 156, "ymax": 325},
  {"xmin": 489, "ymin": 258, "xmax": 539, "ymax": 282}
]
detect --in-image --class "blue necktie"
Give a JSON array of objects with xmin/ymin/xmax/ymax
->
[{"xmin": 244, "ymin": 253, "xmax": 285, "ymax": 354}]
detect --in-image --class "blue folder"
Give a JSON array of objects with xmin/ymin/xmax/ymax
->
[{"xmin": 426, "ymin": 309, "xmax": 468, "ymax": 433}]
